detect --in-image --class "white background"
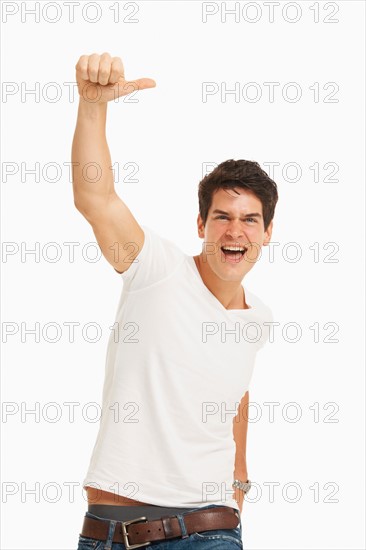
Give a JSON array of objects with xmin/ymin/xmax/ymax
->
[{"xmin": 1, "ymin": 1, "xmax": 365, "ymax": 549}]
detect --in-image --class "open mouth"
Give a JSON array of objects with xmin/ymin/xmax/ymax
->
[{"xmin": 220, "ymin": 245, "xmax": 247, "ymax": 263}]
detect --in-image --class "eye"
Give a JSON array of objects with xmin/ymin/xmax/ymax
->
[{"xmin": 215, "ymin": 215, "xmax": 257, "ymax": 223}]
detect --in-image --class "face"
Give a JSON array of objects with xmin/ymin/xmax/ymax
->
[{"xmin": 197, "ymin": 187, "xmax": 273, "ymax": 281}]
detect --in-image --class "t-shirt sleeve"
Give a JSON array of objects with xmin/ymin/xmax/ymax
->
[
  {"xmin": 257, "ymin": 304, "xmax": 274, "ymax": 351},
  {"xmin": 118, "ymin": 224, "xmax": 185, "ymax": 292}
]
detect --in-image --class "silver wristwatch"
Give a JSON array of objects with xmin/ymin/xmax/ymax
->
[{"xmin": 233, "ymin": 479, "xmax": 251, "ymax": 494}]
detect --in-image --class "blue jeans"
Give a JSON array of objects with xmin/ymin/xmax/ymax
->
[{"xmin": 77, "ymin": 504, "xmax": 243, "ymax": 549}]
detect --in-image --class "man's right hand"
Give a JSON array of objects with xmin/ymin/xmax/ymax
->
[{"xmin": 75, "ymin": 52, "xmax": 156, "ymax": 104}]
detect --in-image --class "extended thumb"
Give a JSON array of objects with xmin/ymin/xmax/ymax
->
[{"xmin": 114, "ymin": 77, "xmax": 156, "ymax": 97}]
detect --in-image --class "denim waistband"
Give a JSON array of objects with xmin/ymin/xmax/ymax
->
[{"xmin": 86, "ymin": 503, "xmax": 232, "ymax": 522}]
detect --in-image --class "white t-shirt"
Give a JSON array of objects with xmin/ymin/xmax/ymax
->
[{"xmin": 82, "ymin": 225, "xmax": 273, "ymax": 509}]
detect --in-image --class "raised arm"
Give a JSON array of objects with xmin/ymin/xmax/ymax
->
[{"xmin": 71, "ymin": 52, "xmax": 156, "ymax": 274}]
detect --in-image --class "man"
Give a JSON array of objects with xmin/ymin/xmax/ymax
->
[{"xmin": 72, "ymin": 52, "xmax": 278, "ymax": 549}]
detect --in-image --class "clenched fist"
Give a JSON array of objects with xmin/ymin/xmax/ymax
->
[{"xmin": 75, "ymin": 52, "xmax": 156, "ymax": 103}]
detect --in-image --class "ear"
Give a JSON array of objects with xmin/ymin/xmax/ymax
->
[
  {"xmin": 262, "ymin": 220, "xmax": 273, "ymax": 246},
  {"xmin": 197, "ymin": 213, "xmax": 205, "ymax": 239}
]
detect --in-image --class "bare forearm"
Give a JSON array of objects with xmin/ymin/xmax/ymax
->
[
  {"xmin": 71, "ymin": 99, "xmax": 114, "ymax": 214},
  {"xmin": 71, "ymin": 53, "xmax": 155, "ymax": 217},
  {"xmin": 232, "ymin": 391, "xmax": 250, "ymax": 512},
  {"xmin": 233, "ymin": 391, "xmax": 249, "ymax": 475}
]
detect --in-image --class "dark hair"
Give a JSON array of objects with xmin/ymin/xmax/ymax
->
[{"xmin": 198, "ymin": 159, "xmax": 279, "ymax": 232}]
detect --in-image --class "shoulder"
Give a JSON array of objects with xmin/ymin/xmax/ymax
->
[{"xmin": 142, "ymin": 224, "xmax": 186, "ymax": 259}]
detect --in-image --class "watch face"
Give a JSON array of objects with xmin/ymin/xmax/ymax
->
[{"xmin": 233, "ymin": 479, "xmax": 251, "ymax": 492}]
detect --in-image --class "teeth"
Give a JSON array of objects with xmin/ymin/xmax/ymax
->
[{"xmin": 222, "ymin": 246, "xmax": 245, "ymax": 252}]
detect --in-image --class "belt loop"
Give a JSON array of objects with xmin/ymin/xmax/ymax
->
[
  {"xmin": 176, "ymin": 513, "xmax": 189, "ymax": 539},
  {"xmin": 104, "ymin": 519, "xmax": 117, "ymax": 550}
]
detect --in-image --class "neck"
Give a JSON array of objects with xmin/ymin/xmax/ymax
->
[{"xmin": 193, "ymin": 254, "xmax": 249, "ymax": 310}]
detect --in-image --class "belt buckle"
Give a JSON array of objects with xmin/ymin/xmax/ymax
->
[{"xmin": 121, "ymin": 516, "xmax": 151, "ymax": 549}]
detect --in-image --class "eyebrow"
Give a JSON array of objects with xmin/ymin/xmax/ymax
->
[{"xmin": 212, "ymin": 209, "xmax": 262, "ymax": 218}]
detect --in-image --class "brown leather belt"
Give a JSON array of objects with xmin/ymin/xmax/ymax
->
[{"xmin": 80, "ymin": 506, "xmax": 240, "ymax": 549}]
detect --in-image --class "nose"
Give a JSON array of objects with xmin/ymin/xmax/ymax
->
[{"xmin": 225, "ymin": 219, "xmax": 244, "ymax": 240}]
